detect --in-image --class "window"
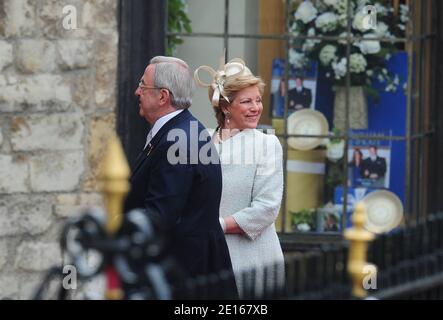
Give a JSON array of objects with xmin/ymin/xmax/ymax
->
[{"xmin": 167, "ymin": 0, "xmax": 437, "ymax": 241}]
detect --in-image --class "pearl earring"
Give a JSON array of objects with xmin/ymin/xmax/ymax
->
[{"xmin": 225, "ymin": 112, "xmax": 231, "ymax": 125}]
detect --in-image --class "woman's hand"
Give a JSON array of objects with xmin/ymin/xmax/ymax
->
[{"xmin": 221, "ymin": 216, "xmax": 244, "ymax": 234}]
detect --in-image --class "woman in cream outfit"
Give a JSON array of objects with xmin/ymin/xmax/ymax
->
[{"xmin": 195, "ymin": 57, "xmax": 284, "ymax": 296}]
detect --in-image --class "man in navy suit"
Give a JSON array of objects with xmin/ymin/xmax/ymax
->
[
  {"xmin": 287, "ymin": 76, "xmax": 312, "ymax": 111},
  {"xmin": 361, "ymin": 145, "xmax": 387, "ymax": 188},
  {"xmin": 124, "ymin": 56, "xmax": 236, "ymax": 295}
]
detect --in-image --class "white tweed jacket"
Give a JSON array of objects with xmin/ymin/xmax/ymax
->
[{"xmin": 214, "ymin": 129, "xmax": 284, "ymax": 294}]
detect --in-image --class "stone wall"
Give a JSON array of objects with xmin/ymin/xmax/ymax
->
[{"xmin": 0, "ymin": 0, "xmax": 119, "ymax": 299}]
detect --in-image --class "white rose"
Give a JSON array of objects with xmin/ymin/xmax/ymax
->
[
  {"xmin": 289, "ymin": 49, "xmax": 307, "ymax": 69},
  {"xmin": 295, "ymin": 1, "xmax": 318, "ymax": 24},
  {"xmin": 288, "ymin": 23, "xmax": 300, "ymax": 35},
  {"xmin": 338, "ymin": 31, "xmax": 349, "ymax": 45},
  {"xmin": 375, "ymin": 3, "xmax": 389, "ymax": 16},
  {"xmin": 400, "ymin": 4, "xmax": 409, "ymax": 23},
  {"xmin": 335, "ymin": 0, "xmax": 354, "ymax": 14},
  {"xmin": 357, "ymin": 0, "xmax": 369, "ymax": 6},
  {"xmin": 324, "ymin": 0, "xmax": 339, "ymax": 7},
  {"xmin": 315, "ymin": 12, "xmax": 339, "ymax": 32},
  {"xmin": 302, "ymin": 28, "xmax": 320, "ymax": 52},
  {"xmin": 307, "ymin": 27, "xmax": 316, "ymax": 36},
  {"xmin": 350, "ymin": 53, "xmax": 367, "ymax": 73},
  {"xmin": 375, "ymin": 22, "xmax": 389, "ymax": 37},
  {"xmin": 319, "ymin": 44, "xmax": 337, "ymax": 66},
  {"xmin": 302, "ymin": 40, "xmax": 316, "ymax": 52},
  {"xmin": 355, "ymin": 33, "xmax": 381, "ymax": 54},
  {"xmin": 338, "ymin": 13, "xmax": 348, "ymax": 27},
  {"xmin": 385, "ymin": 84, "xmax": 395, "ymax": 92},
  {"xmin": 352, "ymin": 11, "xmax": 366, "ymax": 31},
  {"xmin": 332, "ymin": 57, "xmax": 347, "ymax": 79}
]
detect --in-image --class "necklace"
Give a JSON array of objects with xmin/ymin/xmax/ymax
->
[
  {"xmin": 217, "ymin": 127, "xmax": 238, "ymax": 143},
  {"xmin": 217, "ymin": 127, "xmax": 243, "ymax": 144},
  {"xmin": 217, "ymin": 126, "xmax": 224, "ymax": 143}
]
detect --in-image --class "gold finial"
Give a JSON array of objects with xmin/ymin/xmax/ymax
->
[
  {"xmin": 105, "ymin": 289, "xmax": 124, "ymax": 300},
  {"xmin": 99, "ymin": 135, "xmax": 130, "ymax": 235},
  {"xmin": 344, "ymin": 202, "xmax": 376, "ymax": 298},
  {"xmin": 99, "ymin": 135, "xmax": 131, "ymax": 300}
]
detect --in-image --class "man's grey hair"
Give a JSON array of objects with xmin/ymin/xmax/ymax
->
[{"xmin": 150, "ymin": 56, "xmax": 194, "ymax": 109}]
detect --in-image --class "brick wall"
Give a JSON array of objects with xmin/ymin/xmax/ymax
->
[{"xmin": 0, "ymin": 0, "xmax": 119, "ymax": 299}]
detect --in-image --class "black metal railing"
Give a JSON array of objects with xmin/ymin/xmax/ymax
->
[
  {"xmin": 31, "ymin": 209, "xmax": 443, "ymax": 300},
  {"xmin": 172, "ymin": 243, "xmax": 352, "ymax": 300},
  {"xmin": 367, "ymin": 212, "xmax": 443, "ymax": 299}
]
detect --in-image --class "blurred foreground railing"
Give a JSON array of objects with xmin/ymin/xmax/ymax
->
[{"xmin": 367, "ymin": 212, "xmax": 443, "ymax": 299}]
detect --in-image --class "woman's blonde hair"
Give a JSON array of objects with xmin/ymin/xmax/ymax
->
[{"xmin": 210, "ymin": 74, "xmax": 265, "ymax": 128}]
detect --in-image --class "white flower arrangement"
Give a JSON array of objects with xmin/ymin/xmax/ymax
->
[
  {"xmin": 289, "ymin": 0, "xmax": 409, "ymax": 98},
  {"xmin": 326, "ymin": 138, "xmax": 345, "ymax": 161},
  {"xmin": 295, "ymin": 0, "xmax": 318, "ymax": 23}
]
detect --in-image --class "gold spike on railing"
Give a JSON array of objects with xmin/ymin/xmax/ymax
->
[
  {"xmin": 344, "ymin": 202, "xmax": 376, "ymax": 299},
  {"xmin": 100, "ymin": 135, "xmax": 130, "ymax": 235},
  {"xmin": 99, "ymin": 134, "xmax": 130, "ymax": 300}
]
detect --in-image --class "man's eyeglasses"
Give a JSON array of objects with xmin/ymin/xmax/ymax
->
[
  {"xmin": 138, "ymin": 80, "xmax": 161, "ymax": 90},
  {"xmin": 138, "ymin": 81, "xmax": 172, "ymax": 96}
]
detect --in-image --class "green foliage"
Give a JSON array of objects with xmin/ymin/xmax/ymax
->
[
  {"xmin": 330, "ymin": 127, "xmax": 342, "ymax": 144},
  {"xmin": 290, "ymin": 209, "xmax": 316, "ymax": 231},
  {"xmin": 167, "ymin": 0, "xmax": 192, "ymax": 56},
  {"xmin": 324, "ymin": 157, "xmax": 344, "ymax": 203},
  {"xmin": 363, "ymin": 85, "xmax": 380, "ymax": 101}
]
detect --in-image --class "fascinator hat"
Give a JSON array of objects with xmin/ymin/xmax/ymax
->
[{"xmin": 194, "ymin": 54, "xmax": 254, "ymax": 107}]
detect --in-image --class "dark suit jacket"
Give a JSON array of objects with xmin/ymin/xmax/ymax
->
[
  {"xmin": 124, "ymin": 109, "xmax": 235, "ymax": 284},
  {"xmin": 288, "ymin": 87, "xmax": 312, "ymax": 110},
  {"xmin": 361, "ymin": 156, "xmax": 387, "ymax": 178}
]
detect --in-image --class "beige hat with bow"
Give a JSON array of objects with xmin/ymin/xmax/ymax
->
[{"xmin": 194, "ymin": 54, "xmax": 253, "ymax": 107}]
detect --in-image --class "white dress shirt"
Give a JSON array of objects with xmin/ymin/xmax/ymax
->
[{"xmin": 143, "ymin": 109, "xmax": 184, "ymax": 149}]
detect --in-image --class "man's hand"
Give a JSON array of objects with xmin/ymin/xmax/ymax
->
[{"xmin": 369, "ymin": 173, "xmax": 379, "ymax": 179}]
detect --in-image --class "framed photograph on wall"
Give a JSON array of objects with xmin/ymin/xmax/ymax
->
[
  {"xmin": 347, "ymin": 130, "xmax": 393, "ymax": 189},
  {"xmin": 270, "ymin": 59, "xmax": 318, "ymax": 118}
]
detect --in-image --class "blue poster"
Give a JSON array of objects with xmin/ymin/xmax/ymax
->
[{"xmin": 332, "ymin": 52, "xmax": 408, "ymax": 209}]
